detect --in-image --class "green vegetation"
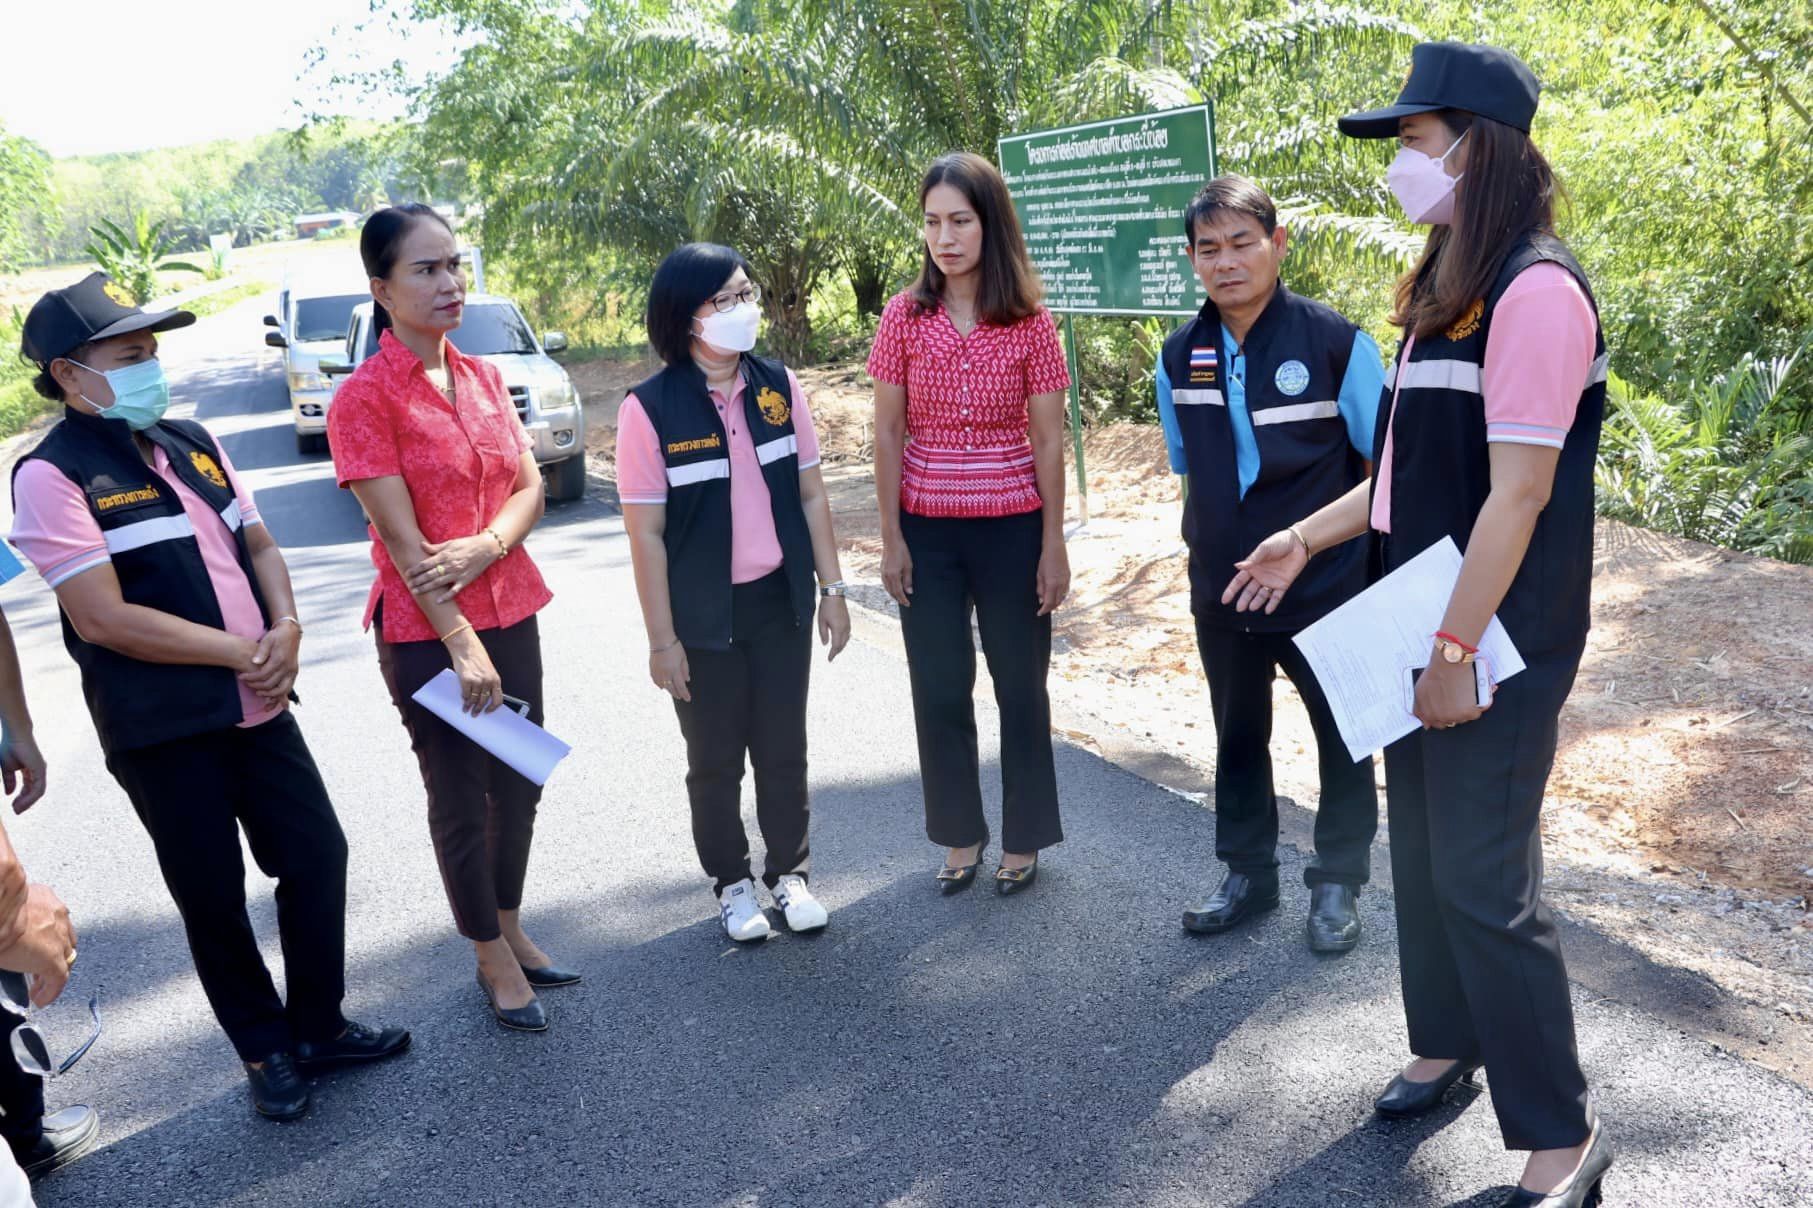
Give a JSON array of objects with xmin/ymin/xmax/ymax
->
[{"xmin": 84, "ymin": 214, "xmax": 204, "ymax": 305}]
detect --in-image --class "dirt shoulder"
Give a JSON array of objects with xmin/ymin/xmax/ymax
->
[{"xmin": 577, "ymin": 354, "xmax": 1813, "ymax": 1080}]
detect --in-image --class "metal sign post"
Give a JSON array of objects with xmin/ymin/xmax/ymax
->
[{"xmin": 998, "ymin": 104, "xmax": 1219, "ymax": 531}]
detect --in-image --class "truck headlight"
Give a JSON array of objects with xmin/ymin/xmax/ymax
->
[{"xmin": 289, "ymin": 372, "xmax": 331, "ymax": 393}]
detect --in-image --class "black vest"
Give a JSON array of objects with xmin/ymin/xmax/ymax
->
[
  {"xmin": 632, "ymin": 355, "xmax": 815, "ymax": 650},
  {"xmin": 1162, "ymin": 283, "xmax": 1371, "ymax": 631},
  {"xmin": 12, "ymin": 410, "xmax": 272, "ymax": 755},
  {"xmin": 1370, "ymin": 231, "xmax": 1607, "ymax": 658}
]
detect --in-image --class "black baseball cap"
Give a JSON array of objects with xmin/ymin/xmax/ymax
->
[
  {"xmin": 19, "ymin": 272, "xmax": 196, "ymax": 369},
  {"xmin": 1339, "ymin": 42, "xmax": 1541, "ymax": 139}
]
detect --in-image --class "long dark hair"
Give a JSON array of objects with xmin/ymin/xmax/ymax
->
[
  {"xmin": 360, "ymin": 203, "xmax": 455, "ymax": 333},
  {"xmin": 908, "ymin": 152, "xmax": 1043, "ymax": 325},
  {"xmin": 1392, "ymin": 112, "xmax": 1561, "ymax": 339}
]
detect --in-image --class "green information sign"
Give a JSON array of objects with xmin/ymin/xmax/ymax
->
[{"xmin": 997, "ymin": 105, "xmax": 1218, "ymax": 316}]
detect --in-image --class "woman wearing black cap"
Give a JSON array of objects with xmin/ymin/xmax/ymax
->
[{"xmin": 1223, "ymin": 42, "xmax": 1612, "ymax": 1208}]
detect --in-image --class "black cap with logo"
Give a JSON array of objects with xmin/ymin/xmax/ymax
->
[
  {"xmin": 1339, "ymin": 42, "xmax": 1542, "ymax": 139},
  {"xmin": 19, "ymin": 272, "xmax": 196, "ymax": 370}
]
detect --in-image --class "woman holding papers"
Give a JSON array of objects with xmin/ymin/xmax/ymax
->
[
  {"xmin": 868, "ymin": 153, "xmax": 1072, "ymax": 896},
  {"xmin": 1223, "ymin": 43, "xmax": 1612, "ymax": 1208},
  {"xmin": 330, "ymin": 204, "xmax": 575, "ymax": 1033},
  {"xmin": 620, "ymin": 243, "xmax": 850, "ymax": 943}
]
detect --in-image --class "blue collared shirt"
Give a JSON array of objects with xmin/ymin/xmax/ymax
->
[{"xmin": 1157, "ymin": 327, "xmax": 1384, "ymax": 497}]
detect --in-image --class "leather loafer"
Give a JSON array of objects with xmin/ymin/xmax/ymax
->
[
  {"xmin": 295, "ymin": 1020, "xmax": 412, "ymax": 1071},
  {"xmin": 244, "ymin": 1052, "xmax": 309, "ymax": 1122},
  {"xmin": 477, "ymin": 972, "xmax": 548, "ymax": 1032},
  {"xmin": 520, "ymin": 962, "xmax": 582, "ymax": 988},
  {"xmin": 1306, "ymin": 883, "xmax": 1362, "ymax": 954},
  {"xmin": 1374, "ymin": 1059, "xmax": 1482, "ymax": 1117},
  {"xmin": 1499, "ymin": 1121, "xmax": 1613, "ymax": 1206},
  {"xmin": 1182, "ymin": 871, "xmax": 1280, "ymax": 934},
  {"xmin": 9, "ymin": 1104, "xmax": 99, "ymax": 1178}
]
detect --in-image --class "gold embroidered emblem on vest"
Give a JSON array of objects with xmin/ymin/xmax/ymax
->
[
  {"xmin": 102, "ymin": 279, "xmax": 136, "ymax": 308},
  {"xmin": 756, "ymin": 386, "xmax": 790, "ymax": 427},
  {"xmin": 1446, "ymin": 298, "xmax": 1485, "ymax": 342},
  {"xmin": 94, "ymin": 486, "xmax": 160, "ymax": 512},
  {"xmin": 190, "ymin": 450, "xmax": 228, "ymax": 488}
]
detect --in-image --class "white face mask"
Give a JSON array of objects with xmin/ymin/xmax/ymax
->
[
  {"xmin": 695, "ymin": 301, "xmax": 760, "ymax": 353},
  {"xmin": 1387, "ymin": 129, "xmax": 1467, "ymax": 225}
]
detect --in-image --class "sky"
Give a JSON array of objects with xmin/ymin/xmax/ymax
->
[{"xmin": 0, "ymin": 0, "xmax": 471, "ymax": 158}]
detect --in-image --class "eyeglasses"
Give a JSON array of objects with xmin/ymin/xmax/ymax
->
[
  {"xmin": 707, "ymin": 284, "xmax": 762, "ymax": 313},
  {"xmin": 0, "ymin": 971, "xmax": 101, "ymax": 1081}
]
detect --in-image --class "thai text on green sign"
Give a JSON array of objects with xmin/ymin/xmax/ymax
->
[{"xmin": 997, "ymin": 105, "xmax": 1218, "ymax": 316}]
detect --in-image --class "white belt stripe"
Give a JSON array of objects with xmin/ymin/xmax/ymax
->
[
  {"xmin": 754, "ymin": 434, "xmax": 798, "ymax": 466},
  {"xmin": 1252, "ymin": 399, "xmax": 1339, "ymax": 427},
  {"xmin": 1171, "ymin": 388, "xmax": 1225, "ymax": 407},
  {"xmin": 665, "ymin": 458, "xmax": 731, "ymax": 487},
  {"xmin": 1395, "ymin": 359, "xmax": 1483, "ymax": 394},
  {"xmin": 103, "ymin": 513, "xmax": 195, "ymax": 555}
]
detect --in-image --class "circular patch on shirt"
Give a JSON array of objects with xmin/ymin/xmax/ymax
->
[{"xmin": 1274, "ymin": 359, "xmax": 1311, "ymax": 396}]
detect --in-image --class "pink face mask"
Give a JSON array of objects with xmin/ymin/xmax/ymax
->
[{"xmin": 1387, "ymin": 129, "xmax": 1467, "ymax": 225}]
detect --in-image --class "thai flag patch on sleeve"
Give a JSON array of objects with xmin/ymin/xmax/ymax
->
[{"xmin": 1189, "ymin": 346, "xmax": 1219, "ymax": 370}]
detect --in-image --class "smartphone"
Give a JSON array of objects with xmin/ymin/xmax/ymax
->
[
  {"xmin": 500, "ymin": 693, "xmax": 532, "ymax": 718},
  {"xmin": 1404, "ymin": 659, "xmax": 1494, "ymax": 712}
]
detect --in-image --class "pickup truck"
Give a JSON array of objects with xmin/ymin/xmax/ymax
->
[{"xmin": 323, "ymin": 295, "xmax": 588, "ymax": 502}]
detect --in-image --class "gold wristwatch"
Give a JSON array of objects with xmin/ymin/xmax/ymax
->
[{"xmin": 1434, "ymin": 637, "xmax": 1476, "ymax": 665}]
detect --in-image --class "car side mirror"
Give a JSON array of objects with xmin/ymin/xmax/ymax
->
[
  {"xmin": 541, "ymin": 331, "xmax": 567, "ymax": 354},
  {"xmin": 319, "ymin": 359, "xmax": 354, "ymax": 377},
  {"xmin": 262, "ymin": 314, "xmax": 279, "ymax": 327},
  {"xmin": 265, "ymin": 332, "xmax": 287, "ymax": 349}
]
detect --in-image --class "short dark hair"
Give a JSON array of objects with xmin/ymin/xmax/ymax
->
[
  {"xmin": 28, "ymin": 339, "xmax": 95, "ymax": 402},
  {"xmin": 360, "ymin": 203, "xmax": 455, "ymax": 333},
  {"xmin": 1182, "ymin": 175, "xmax": 1278, "ymax": 244},
  {"xmin": 908, "ymin": 152, "xmax": 1044, "ymax": 326},
  {"xmin": 645, "ymin": 243, "xmax": 751, "ymax": 367}
]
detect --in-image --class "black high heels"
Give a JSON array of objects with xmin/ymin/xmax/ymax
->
[
  {"xmin": 519, "ymin": 962, "xmax": 582, "ymax": 988},
  {"xmin": 1374, "ymin": 1058, "xmax": 1482, "ymax": 1116},
  {"xmin": 994, "ymin": 855, "xmax": 1038, "ymax": 895},
  {"xmin": 935, "ymin": 831, "xmax": 989, "ymax": 894},
  {"xmin": 477, "ymin": 971, "xmax": 548, "ymax": 1032},
  {"xmin": 1498, "ymin": 1121, "xmax": 1612, "ymax": 1207}
]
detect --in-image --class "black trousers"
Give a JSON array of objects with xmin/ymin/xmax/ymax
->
[
  {"xmin": 899, "ymin": 509, "xmax": 1062, "ymax": 854},
  {"xmin": 375, "ymin": 612, "xmax": 544, "ymax": 942},
  {"xmin": 672, "ymin": 571, "xmax": 812, "ymax": 895},
  {"xmin": 104, "ymin": 711, "xmax": 349, "ymax": 1062},
  {"xmin": 1385, "ymin": 644, "xmax": 1592, "ymax": 1151},
  {"xmin": 1194, "ymin": 622, "xmax": 1378, "ymax": 888},
  {"xmin": 0, "ymin": 1008, "xmax": 42, "ymax": 1150}
]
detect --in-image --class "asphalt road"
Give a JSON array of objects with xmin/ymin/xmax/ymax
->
[{"xmin": 2, "ymin": 295, "xmax": 1809, "ymax": 1207}]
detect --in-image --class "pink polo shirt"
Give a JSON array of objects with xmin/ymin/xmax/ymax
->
[
  {"xmin": 1372, "ymin": 263, "xmax": 1598, "ymax": 532},
  {"xmin": 11, "ymin": 440, "xmax": 282, "ymax": 728},
  {"xmin": 616, "ymin": 368, "xmax": 821, "ymax": 584}
]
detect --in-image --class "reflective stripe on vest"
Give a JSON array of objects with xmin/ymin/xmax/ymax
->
[
  {"xmin": 1395, "ymin": 359, "xmax": 1483, "ymax": 393},
  {"xmin": 1251, "ymin": 399, "xmax": 1339, "ymax": 426},
  {"xmin": 666, "ymin": 458, "xmax": 731, "ymax": 487},
  {"xmin": 1172, "ymin": 387, "xmax": 1225, "ymax": 407},
  {"xmin": 754, "ymin": 434, "xmax": 798, "ymax": 465},
  {"xmin": 103, "ymin": 512, "xmax": 196, "ymax": 554}
]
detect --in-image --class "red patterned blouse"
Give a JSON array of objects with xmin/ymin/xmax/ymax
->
[
  {"xmin": 328, "ymin": 329, "xmax": 552, "ymax": 643},
  {"xmin": 865, "ymin": 291, "xmax": 1072, "ymax": 519}
]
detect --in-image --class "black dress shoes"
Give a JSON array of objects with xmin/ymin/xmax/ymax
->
[
  {"xmin": 295, "ymin": 1020, "xmax": 413, "ymax": 1072},
  {"xmin": 1306, "ymin": 883, "xmax": 1362, "ymax": 954},
  {"xmin": 1182, "ymin": 871, "xmax": 1280, "ymax": 934},
  {"xmin": 1374, "ymin": 1059, "xmax": 1482, "ymax": 1117},
  {"xmin": 1499, "ymin": 1122, "xmax": 1613, "ymax": 1207},
  {"xmin": 520, "ymin": 962, "xmax": 583, "ymax": 988},
  {"xmin": 10, "ymin": 1104, "xmax": 100, "ymax": 1177},
  {"xmin": 477, "ymin": 972, "xmax": 548, "ymax": 1032},
  {"xmin": 244, "ymin": 1052, "xmax": 310, "ymax": 1121},
  {"xmin": 936, "ymin": 832, "xmax": 989, "ymax": 894},
  {"xmin": 994, "ymin": 856, "xmax": 1038, "ymax": 895}
]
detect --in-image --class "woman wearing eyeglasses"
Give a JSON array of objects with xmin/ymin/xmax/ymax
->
[{"xmin": 620, "ymin": 243, "xmax": 850, "ymax": 943}]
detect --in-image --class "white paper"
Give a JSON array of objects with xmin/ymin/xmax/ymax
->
[
  {"xmin": 409, "ymin": 668, "xmax": 572, "ymax": 786},
  {"xmin": 1291, "ymin": 537, "xmax": 1526, "ymax": 763}
]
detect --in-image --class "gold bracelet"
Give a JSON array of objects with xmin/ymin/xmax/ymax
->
[
  {"xmin": 438, "ymin": 620, "xmax": 474, "ymax": 644},
  {"xmin": 484, "ymin": 526, "xmax": 509, "ymax": 557},
  {"xmin": 1287, "ymin": 525, "xmax": 1312, "ymax": 557}
]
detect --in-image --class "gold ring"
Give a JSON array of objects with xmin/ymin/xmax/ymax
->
[
  {"xmin": 437, "ymin": 564, "xmax": 448, "ymax": 577},
  {"xmin": 65, "ymin": 949, "xmax": 76, "ymax": 970}
]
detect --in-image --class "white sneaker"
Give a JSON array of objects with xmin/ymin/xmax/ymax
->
[
  {"xmin": 718, "ymin": 879, "xmax": 771, "ymax": 942},
  {"xmin": 771, "ymin": 874, "xmax": 828, "ymax": 932}
]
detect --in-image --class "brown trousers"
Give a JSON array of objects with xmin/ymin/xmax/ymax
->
[{"xmin": 375, "ymin": 611, "xmax": 544, "ymax": 942}]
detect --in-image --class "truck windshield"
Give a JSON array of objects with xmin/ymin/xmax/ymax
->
[
  {"xmin": 447, "ymin": 304, "xmax": 539, "ymax": 356},
  {"xmin": 293, "ymin": 295, "xmax": 365, "ymax": 343}
]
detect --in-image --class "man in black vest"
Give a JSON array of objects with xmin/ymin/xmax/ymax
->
[
  {"xmin": 1156, "ymin": 177, "xmax": 1382, "ymax": 953},
  {"xmin": 8, "ymin": 275, "xmax": 408, "ymax": 1122}
]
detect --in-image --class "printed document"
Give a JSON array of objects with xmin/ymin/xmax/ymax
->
[
  {"xmin": 410, "ymin": 668, "xmax": 572, "ymax": 785},
  {"xmin": 1292, "ymin": 537, "xmax": 1525, "ymax": 762}
]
